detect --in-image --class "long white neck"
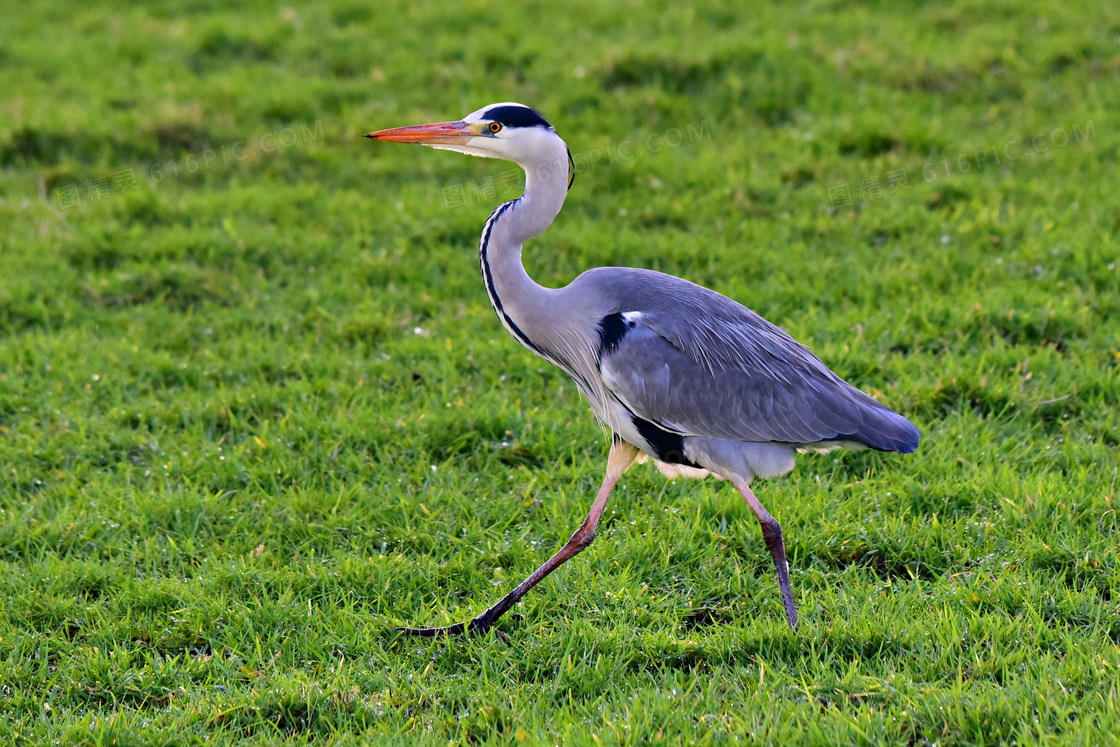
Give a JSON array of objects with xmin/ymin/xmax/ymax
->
[{"xmin": 478, "ymin": 136, "xmax": 571, "ymax": 356}]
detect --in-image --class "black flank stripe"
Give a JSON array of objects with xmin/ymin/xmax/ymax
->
[
  {"xmin": 596, "ymin": 312, "xmax": 630, "ymax": 357},
  {"xmin": 631, "ymin": 416, "xmax": 699, "ymax": 467}
]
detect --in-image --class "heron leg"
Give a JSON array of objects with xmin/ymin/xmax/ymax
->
[
  {"xmin": 398, "ymin": 439, "xmax": 639, "ymax": 637},
  {"xmin": 732, "ymin": 478, "xmax": 799, "ymax": 631}
]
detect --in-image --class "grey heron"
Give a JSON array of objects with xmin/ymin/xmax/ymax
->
[{"xmin": 367, "ymin": 103, "xmax": 919, "ymax": 635}]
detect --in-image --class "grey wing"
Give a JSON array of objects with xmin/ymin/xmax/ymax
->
[{"xmin": 599, "ymin": 310, "xmax": 920, "ymax": 453}]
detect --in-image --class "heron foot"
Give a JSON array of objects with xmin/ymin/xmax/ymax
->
[{"xmin": 395, "ymin": 613, "xmax": 511, "ymax": 642}]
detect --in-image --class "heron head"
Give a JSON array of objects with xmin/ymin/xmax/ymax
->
[{"xmin": 366, "ymin": 102, "xmax": 569, "ymax": 173}]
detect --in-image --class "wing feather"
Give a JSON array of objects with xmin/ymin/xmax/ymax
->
[{"xmin": 578, "ymin": 267, "xmax": 919, "ymax": 452}]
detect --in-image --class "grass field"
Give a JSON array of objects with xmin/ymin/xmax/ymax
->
[{"xmin": 2, "ymin": 0, "xmax": 1119, "ymax": 743}]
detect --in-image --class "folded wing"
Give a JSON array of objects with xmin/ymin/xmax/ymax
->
[{"xmin": 598, "ymin": 306, "xmax": 919, "ymax": 453}]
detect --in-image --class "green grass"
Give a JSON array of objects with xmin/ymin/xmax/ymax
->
[{"xmin": 1, "ymin": 0, "xmax": 1119, "ymax": 743}]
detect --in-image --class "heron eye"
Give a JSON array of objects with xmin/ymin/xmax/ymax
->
[{"xmin": 488, "ymin": 122, "xmax": 502, "ymax": 133}]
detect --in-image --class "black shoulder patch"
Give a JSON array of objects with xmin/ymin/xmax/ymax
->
[
  {"xmin": 483, "ymin": 105, "xmax": 552, "ymax": 129},
  {"xmin": 596, "ymin": 313, "xmax": 632, "ymax": 356},
  {"xmin": 631, "ymin": 416, "xmax": 699, "ymax": 467}
]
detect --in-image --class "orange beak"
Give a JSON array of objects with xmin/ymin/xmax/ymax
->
[{"xmin": 364, "ymin": 120, "xmax": 480, "ymax": 145}]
